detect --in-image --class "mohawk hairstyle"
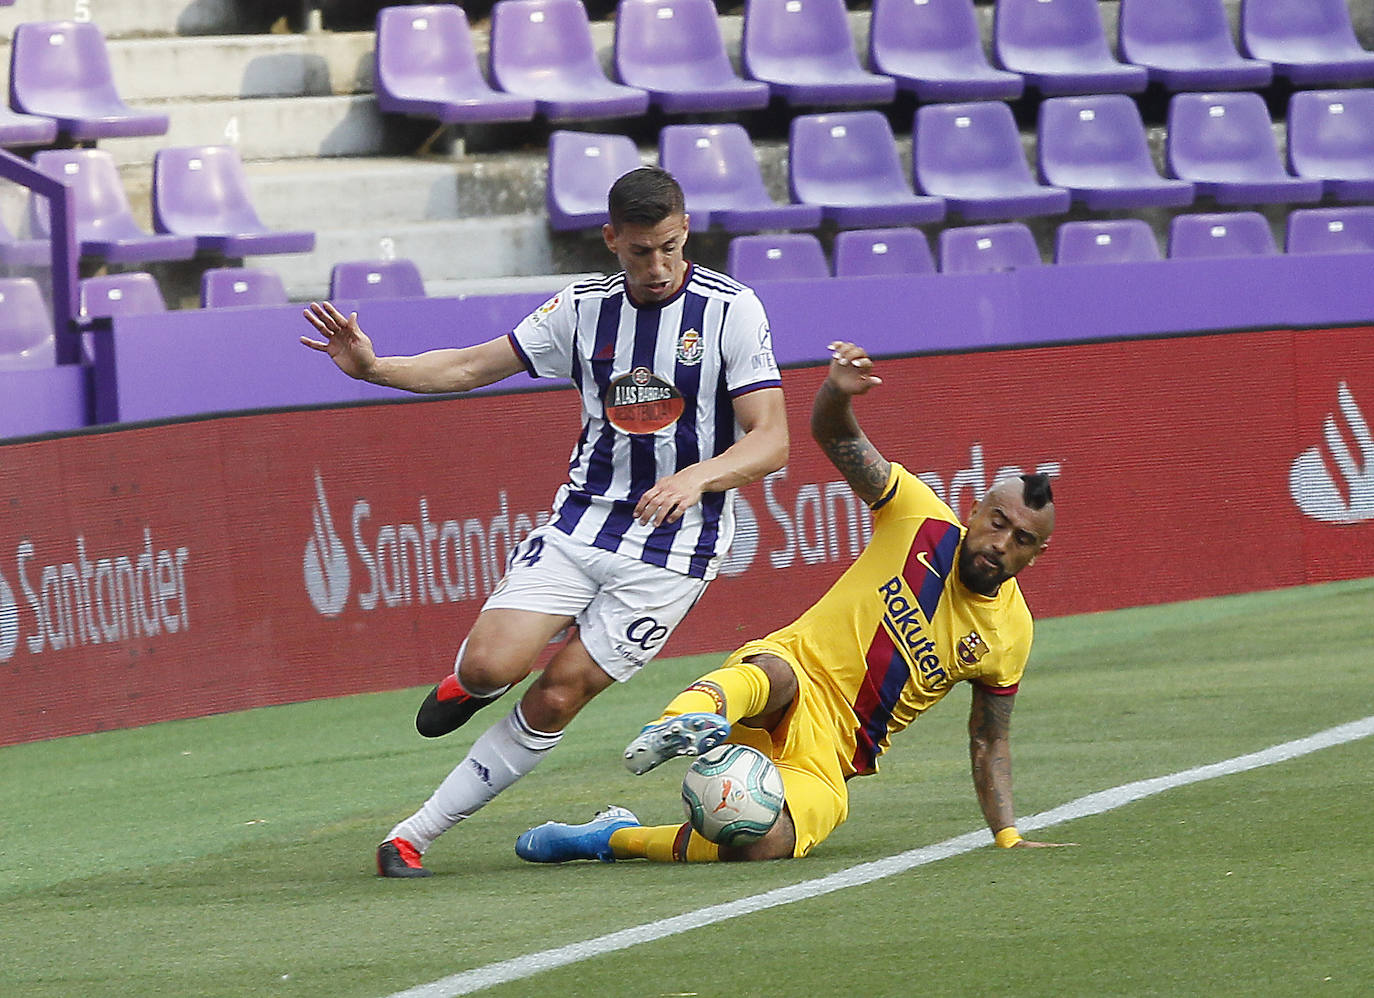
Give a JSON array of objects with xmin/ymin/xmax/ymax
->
[
  {"xmin": 607, "ymin": 166, "xmax": 686, "ymax": 229},
  {"xmin": 1020, "ymin": 473, "xmax": 1055, "ymax": 510}
]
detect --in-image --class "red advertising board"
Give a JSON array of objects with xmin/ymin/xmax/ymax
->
[{"xmin": 2, "ymin": 326, "xmax": 1372, "ymax": 746}]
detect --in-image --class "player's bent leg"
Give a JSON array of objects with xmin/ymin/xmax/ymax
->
[
  {"xmin": 415, "ymin": 608, "xmax": 574, "ymax": 738},
  {"xmin": 517, "ymin": 636, "xmax": 618, "ymax": 733},
  {"xmin": 623, "ymin": 651, "xmax": 797, "ymax": 775},
  {"xmin": 623, "ymin": 712, "xmax": 732, "ymax": 775},
  {"xmin": 599, "ymin": 805, "xmax": 797, "ymax": 863}
]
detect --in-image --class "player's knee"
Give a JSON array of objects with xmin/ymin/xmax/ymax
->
[
  {"xmin": 519, "ymin": 674, "xmax": 596, "ymax": 731},
  {"xmin": 455, "ymin": 636, "xmax": 521, "ymax": 695}
]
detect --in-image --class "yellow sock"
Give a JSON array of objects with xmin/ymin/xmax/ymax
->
[
  {"xmin": 610, "ymin": 823, "xmax": 721, "ymax": 862},
  {"xmin": 657, "ymin": 662, "xmax": 772, "ymax": 724}
]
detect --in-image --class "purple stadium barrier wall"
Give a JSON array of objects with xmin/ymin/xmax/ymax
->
[
  {"xmin": 75, "ymin": 252, "xmax": 1374, "ymax": 427},
  {"xmin": 2, "ymin": 324, "xmax": 1372, "ymax": 746}
]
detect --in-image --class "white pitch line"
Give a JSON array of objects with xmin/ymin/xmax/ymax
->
[{"xmin": 385, "ymin": 715, "xmax": 1374, "ymax": 998}]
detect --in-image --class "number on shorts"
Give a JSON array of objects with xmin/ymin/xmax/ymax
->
[{"xmin": 511, "ymin": 535, "xmax": 544, "ymax": 570}]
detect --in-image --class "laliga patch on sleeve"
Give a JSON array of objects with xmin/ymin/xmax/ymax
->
[
  {"xmin": 529, "ymin": 293, "xmax": 561, "ymax": 324},
  {"xmin": 604, "ymin": 366, "xmax": 684, "ymax": 434}
]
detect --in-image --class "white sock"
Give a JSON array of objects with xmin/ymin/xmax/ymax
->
[{"xmin": 387, "ymin": 704, "xmax": 563, "ymax": 853}]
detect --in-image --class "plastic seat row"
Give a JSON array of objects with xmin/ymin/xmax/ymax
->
[
  {"xmin": 725, "ymin": 206, "xmax": 1374, "ymax": 281},
  {"xmin": 1, "ymin": 20, "xmax": 169, "ymax": 147},
  {"xmin": 77, "ymin": 259, "xmax": 424, "ymax": 320},
  {"xmin": 0, "ymin": 257, "xmax": 431, "ymax": 372},
  {"xmin": 549, "ymin": 88, "xmax": 1374, "ymax": 233},
  {"xmin": 372, "ymin": 0, "xmax": 1374, "ymax": 132},
  {"xmin": 1, "ymin": 146, "xmax": 313, "ymax": 267}
]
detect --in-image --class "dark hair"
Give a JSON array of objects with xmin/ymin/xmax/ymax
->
[
  {"xmin": 1020, "ymin": 473, "xmax": 1055, "ymax": 510},
  {"xmin": 607, "ymin": 166, "xmax": 686, "ymax": 229}
]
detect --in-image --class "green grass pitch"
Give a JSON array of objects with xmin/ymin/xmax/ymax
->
[{"xmin": 2, "ymin": 578, "xmax": 1371, "ymax": 998}]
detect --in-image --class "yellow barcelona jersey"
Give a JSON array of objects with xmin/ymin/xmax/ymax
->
[{"xmin": 765, "ymin": 463, "xmax": 1034, "ymax": 777}]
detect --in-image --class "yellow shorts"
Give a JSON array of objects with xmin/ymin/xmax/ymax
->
[{"xmin": 719, "ymin": 638, "xmax": 850, "ymax": 858}]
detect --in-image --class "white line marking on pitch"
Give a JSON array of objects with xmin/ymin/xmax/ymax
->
[{"xmin": 385, "ymin": 715, "xmax": 1374, "ymax": 998}]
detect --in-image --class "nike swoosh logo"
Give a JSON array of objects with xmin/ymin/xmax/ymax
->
[{"xmin": 915, "ymin": 550, "xmax": 940, "ymax": 576}]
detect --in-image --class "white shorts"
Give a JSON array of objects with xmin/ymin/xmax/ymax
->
[{"xmin": 482, "ymin": 524, "xmax": 709, "ymax": 682}]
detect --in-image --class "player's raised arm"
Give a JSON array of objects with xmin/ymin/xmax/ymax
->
[
  {"xmin": 301, "ymin": 300, "xmax": 525, "ymax": 394},
  {"xmin": 810, "ymin": 341, "xmax": 891, "ymax": 506},
  {"xmin": 968, "ymin": 684, "xmax": 1076, "ymax": 849}
]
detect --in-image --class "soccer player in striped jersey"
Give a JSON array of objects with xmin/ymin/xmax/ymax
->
[
  {"xmin": 301, "ymin": 168, "xmax": 788, "ymax": 877},
  {"xmin": 516, "ymin": 342, "xmax": 1075, "ymax": 864}
]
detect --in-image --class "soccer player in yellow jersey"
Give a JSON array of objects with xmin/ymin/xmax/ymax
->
[{"xmin": 517, "ymin": 341, "xmax": 1074, "ymax": 863}]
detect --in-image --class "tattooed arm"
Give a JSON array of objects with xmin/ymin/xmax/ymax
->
[
  {"xmin": 811, "ymin": 341, "xmax": 891, "ymax": 505},
  {"xmin": 969, "ymin": 684, "xmax": 1076, "ymax": 848}
]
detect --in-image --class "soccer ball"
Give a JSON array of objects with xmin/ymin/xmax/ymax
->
[{"xmin": 681, "ymin": 744, "xmax": 785, "ymax": 847}]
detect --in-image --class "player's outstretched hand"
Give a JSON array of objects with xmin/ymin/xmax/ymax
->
[
  {"xmin": 301, "ymin": 301, "xmax": 377, "ymax": 381},
  {"xmin": 825, "ymin": 341, "xmax": 883, "ymax": 397}
]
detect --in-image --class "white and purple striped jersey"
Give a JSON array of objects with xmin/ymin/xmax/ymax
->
[{"xmin": 508, "ymin": 263, "xmax": 781, "ymax": 580}]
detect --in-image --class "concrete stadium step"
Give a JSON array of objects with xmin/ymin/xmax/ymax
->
[
  {"xmin": 248, "ymin": 214, "xmax": 565, "ymax": 300},
  {"xmin": 115, "ymin": 151, "xmax": 556, "ymax": 232},
  {"xmin": 103, "ymin": 94, "xmax": 426, "ymax": 166},
  {"xmin": 97, "ymin": 31, "xmax": 375, "ymax": 101}
]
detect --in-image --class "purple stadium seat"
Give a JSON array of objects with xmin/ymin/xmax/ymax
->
[
  {"xmin": 0, "ymin": 104, "xmax": 58, "ymax": 148},
  {"xmin": 201, "ymin": 267, "xmax": 291, "ymax": 308},
  {"xmin": 1287, "ymin": 89, "xmax": 1374, "ymax": 202},
  {"xmin": 373, "ymin": 4, "xmax": 536, "ymax": 125},
  {"xmin": 329, "ymin": 259, "xmax": 426, "ymax": 299},
  {"xmin": 993, "ymin": 0, "xmax": 1148, "ymax": 96},
  {"xmin": 1168, "ymin": 211, "xmax": 1279, "ymax": 259},
  {"xmin": 152, "ymin": 146, "xmax": 315, "ymax": 257},
  {"xmin": 833, "ymin": 227, "xmax": 936, "ymax": 277},
  {"xmin": 546, "ymin": 131, "xmax": 646, "ymax": 231},
  {"xmin": 1285, "ymin": 206, "xmax": 1374, "ymax": 255},
  {"xmin": 1240, "ymin": 0, "xmax": 1374, "ymax": 87},
  {"xmin": 913, "ymin": 102, "xmax": 1071, "ymax": 221},
  {"xmin": 788, "ymin": 112, "xmax": 945, "ymax": 227},
  {"xmin": 939, "ymin": 222, "xmax": 1042, "ymax": 274},
  {"xmin": 725, "ymin": 233, "xmax": 829, "ymax": 282},
  {"xmin": 79, "ymin": 273, "xmax": 166, "ymax": 320},
  {"xmin": 868, "ymin": 0, "xmax": 1023, "ymax": 103},
  {"xmin": 1037, "ymin": 94, "xmax": 1195, "ymax": 210},
  {"xmin": 489, "ymin": 0, "xmax": 650, "ymax": 121},
  {"xmin": 9, "ymin": 22, "xmax": 170, "ymax": 141},
  {"xmin": 29, "ymin": 150, "xmax": 197, "ymax": 265},
  {"xmin": 1054, "ymin": 219, "xmax": 1162, "ymax": 264},
  {"xmin": 1166, "ymin": 92, "xmax": 1324, "ymax": 206},
  {"xmin": 614, "ymin": 0, "xmax": 771, "ymax": 114},
  {"xmin": 741, "ymin": 0, "xmax": 897, "ymax": 107},
  {"xmin": 659, "ymin": 124, "xmax": 821, "ymax": 233},
  {"xmin": 0, "ymin": 214, "xmax": 49, "ymax": 268},
  {"xmin": 1118, "ymin": 0, "xmax": 1273, "ymax": 92},
  {"xmin": 0, "ymin": 277, "xmax": 55, "ymax": 370}
]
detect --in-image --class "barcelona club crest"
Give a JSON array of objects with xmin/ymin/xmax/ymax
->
[
  {"xmin": 604, "ymin": 366, "xmax": 685, "ymax": 435},
  {"xmin": 956, "ymin": 630, "xmax": 989, "ymax": 667},
  {"xmin": 676, "ymin": 327, "xmax": 704, "ymax": 366}
]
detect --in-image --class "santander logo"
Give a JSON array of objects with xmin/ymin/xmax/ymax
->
[
  {"xmin": 302, "ymin": 471, "xmax": 547, "ymax": 619},
  {"xmin": 1290, "ymin": 382, "xmax": 1374, "ymax": 525},
  {"xmin": 304, "ymin": 471, "xmax": 351, "ymax": 617}
]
